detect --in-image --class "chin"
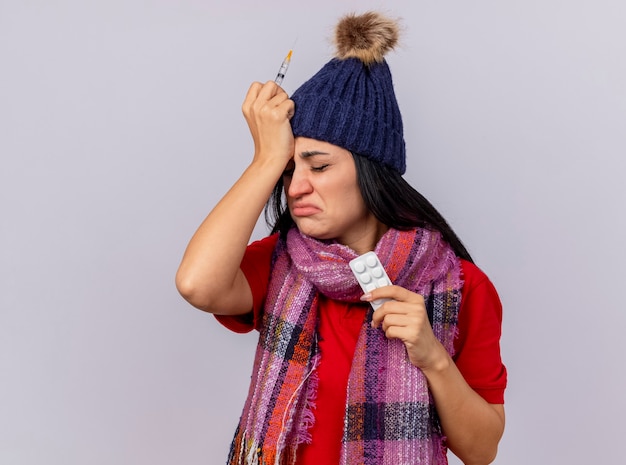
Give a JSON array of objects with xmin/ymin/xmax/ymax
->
[{"xmin": 293, "ymin": 219, "xmax": 333, "ymax": 241}]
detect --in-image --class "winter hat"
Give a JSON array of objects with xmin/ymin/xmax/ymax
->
[{"xmin": 290, "ymin": 11, "xmax": 406, "ymax": 174}]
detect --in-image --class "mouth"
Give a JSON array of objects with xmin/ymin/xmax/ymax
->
[{"xmin": 290, "ymin": 204, "xmax": 321, "ymax": 217}]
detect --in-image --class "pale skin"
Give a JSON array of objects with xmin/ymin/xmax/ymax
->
[{"xmin": 176, "ymin": 81, "xmax": 505, "ymax": 465}]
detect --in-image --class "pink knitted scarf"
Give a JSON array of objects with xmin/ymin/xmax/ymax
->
[{"xmin": 228, "ymin": 227, "xmax": 462, "ymax": 465}]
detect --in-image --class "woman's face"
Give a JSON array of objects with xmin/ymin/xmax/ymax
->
[{"xmin": 283, "ymin": 137, "xmax": 384, "ymax": 253}]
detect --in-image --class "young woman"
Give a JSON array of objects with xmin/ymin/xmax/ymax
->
[{"xmin": 176, "ymin": 12, "xmax": 506, "ymax": 465}]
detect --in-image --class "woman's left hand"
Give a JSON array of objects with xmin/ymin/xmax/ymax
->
[{"xmin": 366, "ymin": 286, "xmax": 448, "ymax": 371}]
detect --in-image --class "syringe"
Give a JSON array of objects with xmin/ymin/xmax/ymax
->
[{"xmin": 274, "ymin": 50, "xmax": 293, "ymax": 86}]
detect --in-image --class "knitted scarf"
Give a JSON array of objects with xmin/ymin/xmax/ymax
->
[{"xmin": 227, "ymin": 227, "xmax": 462, "ymax": 465}]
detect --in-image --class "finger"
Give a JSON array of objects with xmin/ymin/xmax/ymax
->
[
  {"xmin": 246, "ymin": 82, "xmax": 283, "ymax": 118},
  {"xmin": 242, "ymin": 81, "xmax": 263, "ymax": 114},
  {"xmin": 257, "ymin": 80, "xmax": 283, "ymax": 100},
  {"xmin": 250, "ymin": 81, "xmax": 289, "ymax": 112},
  {"xmin": 371, "ymin": 299, "xmax": 425, "ymax": 328},
  {"xmin": 362, "ymin": 285, "xmax": 424, "ymax": 306},
  {"xmin": 379, "ymin": 313, "xmax": 413, "ymax": 332},
  {"xmin": 283, "ymin": 99, "xmax": 295, "ymax": 119},
  {"xmin": 253, "ymin": 98, "xmax": 294, "ymax": 126},
  {"xmin": 371, "ymin": 300, "xmax": 401, "ymax": 328},
  {"xmin": 382, "ymin": 325, "xmax": 416, "ymax": 342}
]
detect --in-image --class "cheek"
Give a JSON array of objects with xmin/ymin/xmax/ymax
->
[
  {"xmin": 348, "ymin": 195, "xmax": 369, "ymax": 219},
  {"xmin": 342, "ymin": 179, "xmax": 365, "ymax": 208},
  {"xmin": 329, "ymin": 184, "xmax": 368, "ymax": 220}
]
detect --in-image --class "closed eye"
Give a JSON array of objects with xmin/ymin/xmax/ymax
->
[{"xmin": 311, "ymin": 164, "xmax": 329, "ymax": 172}]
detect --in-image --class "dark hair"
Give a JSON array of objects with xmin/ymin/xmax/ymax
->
[{"xmin": 265, "ymin": 152, "xmax": 473, "ymax": 263}]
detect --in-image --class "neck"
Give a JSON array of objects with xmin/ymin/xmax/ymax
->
[{"xmin": 339, "ymin": 220, "xmax": 389, "ymax": 255}]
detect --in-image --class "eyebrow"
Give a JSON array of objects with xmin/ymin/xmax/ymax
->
[{"xmin": 299, "ymin": 150, "xmax": 331, "ymax": 159}]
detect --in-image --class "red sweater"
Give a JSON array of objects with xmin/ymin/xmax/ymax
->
[{"xmin": 217, "ymin": 234, "xmax": 507, "ymax": 464}]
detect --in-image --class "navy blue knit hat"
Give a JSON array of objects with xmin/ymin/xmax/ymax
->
[{"xmin": 290, "ymin": 12, "xmax": 406, "ymax": 174}]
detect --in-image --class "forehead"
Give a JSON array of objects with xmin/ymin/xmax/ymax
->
[{"xmin": 294, "ymin": 137, "xmax": 350, "ymax": 158}]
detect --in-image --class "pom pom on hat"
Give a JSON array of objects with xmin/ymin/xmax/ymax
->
[
  {"xmin": 334, "ymin": 11, "xmax": 399, "ymax": 65},
  {"xmin": 290, "ymin": 11, "xmax": 406, "ymax": 174}
]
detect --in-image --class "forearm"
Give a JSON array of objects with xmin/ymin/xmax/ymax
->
[
  {"xmin": 175, "ymin": 158, "xmax": 283, "ymax": 311},
  {"xmin": 422, "ymin": 347, "xmax": 505, "ymax": 465}
]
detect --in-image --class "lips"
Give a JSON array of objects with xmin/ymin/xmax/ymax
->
[{"xmin": 291, "ymin": 203, "xmax": 321, "ymax": 217}]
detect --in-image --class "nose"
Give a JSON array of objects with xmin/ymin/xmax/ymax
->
[{"xmin": 286, "ymin": 166, "xmax": 313, "ymax": 199}]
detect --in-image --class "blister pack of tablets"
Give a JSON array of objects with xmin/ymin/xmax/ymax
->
[{"xmin": 349, "ymin": 251, "xmax": 392, "ymax": 310}]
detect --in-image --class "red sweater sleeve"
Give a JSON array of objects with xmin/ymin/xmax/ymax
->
[
  {"xmin": 453, "ymin": 260, "xmax": 507, "ymax": 403},
  {"xmin": 214, "ymin": 234, "xmax": 279, "ymax": 333}
]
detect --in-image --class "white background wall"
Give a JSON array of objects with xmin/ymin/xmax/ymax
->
[{"xmin": 1, "ymin": 1, "xmax": 625, "ymax": 463}]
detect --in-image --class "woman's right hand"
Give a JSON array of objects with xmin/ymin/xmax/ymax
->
[{"xmin": 242, "ymin": 81, "xmax": 295, "ymax": 168}]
